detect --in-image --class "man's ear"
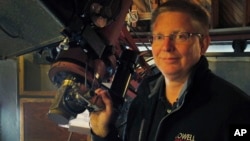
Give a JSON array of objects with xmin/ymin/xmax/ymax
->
[{"xmin": 200, "ymin": 35, "xmax": 211, "ymax": 55}]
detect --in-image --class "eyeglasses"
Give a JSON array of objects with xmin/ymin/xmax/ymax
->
[{"xmin": 150, "ymin": 32, "xmax": 204, "ymax": 44}]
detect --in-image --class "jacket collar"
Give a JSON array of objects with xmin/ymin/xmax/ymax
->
[
  {"xmin": 146, "ymin": 55, "xmax": 210, "ymax": 100},
  {"xmin": 148, "ymin": 75, "xmax": 164, "ymax": 99}
]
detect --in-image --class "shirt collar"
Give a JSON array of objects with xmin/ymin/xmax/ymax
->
[{"xmin": 158, "ymin": 76, "xmax": 190, "ymax": 108}]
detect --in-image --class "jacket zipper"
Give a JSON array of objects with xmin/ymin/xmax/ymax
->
[
  {"xmin": 138, "ymin": 119, "xmax": 145, "ymax": 141},
  {"xmin": 153, "ymin": 93, "xmax": 187, "ymax": 141}
]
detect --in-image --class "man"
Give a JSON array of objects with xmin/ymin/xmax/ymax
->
[{"xmin": 89, "ymin": 0, "xmax": 250, "ymax": 141}]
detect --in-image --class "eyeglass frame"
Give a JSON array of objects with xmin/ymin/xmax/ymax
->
[{"xmin": 149, "ymin": 32, "xmax": 204, "ymax": 44}]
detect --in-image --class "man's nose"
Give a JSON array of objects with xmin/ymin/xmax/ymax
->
[{"xmin": 162, "ymin": 37, "xmax": 175, "ymax": 52}]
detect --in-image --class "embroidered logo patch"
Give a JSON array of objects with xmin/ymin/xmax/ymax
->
[{"xmin": 174, "ymin": 133, "xmax": 195, "ymax": 141}]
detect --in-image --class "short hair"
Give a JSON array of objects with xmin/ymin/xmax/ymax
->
[{"xmin": 151, "ymin": 0, "xmax": 211, "ymax": 34}]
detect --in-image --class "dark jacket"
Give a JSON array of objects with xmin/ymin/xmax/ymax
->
[{"xmin": 92, "ymin": 56, "xmax": 250, "ymax": 141}]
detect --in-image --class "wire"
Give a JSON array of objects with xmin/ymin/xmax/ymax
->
[
  {"xmin": 67, "ymin": 132, "xmax": 73, "ymax": 141},
  {"xmin": 85, "ymin": 62, "xmax": 88, "ymax": 89},
  {"xmin": 127, "ymin": 9, "xmax": 139, "ymax": 23},
  {"xmin": 149, "ymin": 0, "xmax": 152, "ymax": 11}
]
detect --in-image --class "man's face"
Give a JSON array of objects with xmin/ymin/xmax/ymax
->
[{"xmin": 151, "ymin": 12, "xmax": 209, "ymax": 80}]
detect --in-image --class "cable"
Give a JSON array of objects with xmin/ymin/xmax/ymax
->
[{"xmin": 67, "ymin": 132, "xmax": 73, "ymax": 141}]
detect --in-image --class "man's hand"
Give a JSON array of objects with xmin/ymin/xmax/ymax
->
[{"xmin": 89, "ymin": 88, "xmax": 113, "ymax": 137}]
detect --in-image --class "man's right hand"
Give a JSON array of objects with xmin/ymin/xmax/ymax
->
[{"xmin": 89, "ymin": 88, "xmax": 113, "ymax": 137}]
